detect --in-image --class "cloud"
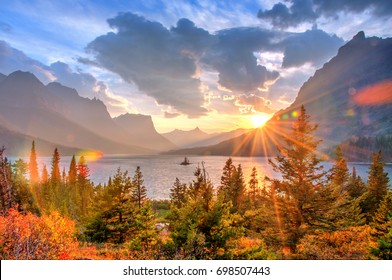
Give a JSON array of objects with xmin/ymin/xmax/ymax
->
[
  {"xmin": 86, "ymin": 13, "xmax": 283, "ymax": 116},
  {"xmin": 0, "ymin": 40, "xmax": 54, "ymax": 83},
  {"xmin": 204, "ymin": 27, "xmax": 280, "ymax": 93},
  {"xmin": 85, "ymin": 12, "xmax": 345, "ymax": 117},
  {"xmin": 0, "ymin": 21, "xmax": 12, "ymax": 33},
  {"xmin": 258, "ymin": 0, "xmax": 392, "ymax": 28},
  {"xmin": 313, "ymin": 0, "xmax": 392, "ymax": 17},
  {"xmin": 258, "ymin": 0, "xmax": 317, "ymax": 29},
  {"xmin": 50, "ymin": 61, "xmax": 96, "ymax": 96},
  {"xmin": 236, "ymin": 94, "xmax": 276, "ymax": 114},
  {"xmin": 86, "ymin": 12, "xmax": 208, "ymax": 118},
  {"xmin": 280, "ymin": 28, "xmax": 344, "ymax": 68},
  {"xmin": 164, "ymin": 111, "xmax": 181, "ymax": 118}
]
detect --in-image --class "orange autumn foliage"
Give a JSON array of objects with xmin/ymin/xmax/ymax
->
[
  {"xmin": 0, "ymin": 208, "xmax": 78, "ymax": 259},
  {"xmin": 296, "ymin": 226, "xmax": 376, "ymax": 260}
]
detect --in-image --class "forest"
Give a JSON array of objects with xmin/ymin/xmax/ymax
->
[{"xmin": 0, "ymin": 106, "xmax": 391, "ymax": 260}]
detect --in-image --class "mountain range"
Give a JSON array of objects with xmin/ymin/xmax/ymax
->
[
  {"xmin": 167, "ymin": 32, "xmax": 392, "ymax": 161},
  {"xmin": 0, "ymin": 71, "xmax": 174, "ymax": 156}
]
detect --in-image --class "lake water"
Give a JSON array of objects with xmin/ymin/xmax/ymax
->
[{"xmin": 10, "ymin": 155, "xmax": 392, "ymax": 200}]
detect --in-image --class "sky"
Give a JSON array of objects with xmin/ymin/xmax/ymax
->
[{"xmin": 0, "ymin": 0, "xmax": 391, "ymax": 133}]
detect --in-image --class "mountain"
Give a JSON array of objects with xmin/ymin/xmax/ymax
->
[
  {"xmin": 162, "ymin": 127, "xmax": 213, "ymax": 148},
  {"xmin": 163, "ymin": 127, "xmax": 278, "ymax": 156},
  {"xmin": 0, "ymin": 73, "xmax": 6, "ymax": 83},
  {"xmin": 167, "ymin": 32, "xmax": 392, "ymax": 161},
  {"xmin": 0, "ymin": 122, "xmax": 80, "ymax": 156},
  {"xmin": 283, "ymin": 31, "xmax": 392, "ymax": 144},
  {"xmin": 113, "ymin": 113, "xmax": 176, "ymax": 151},
  {"xmin": 189, "ymin": 128, "xmax": 253, "ymax": 147},
  {"xmin": 0, "ymin": 71, "xmax": 150, "ymax": 155}
]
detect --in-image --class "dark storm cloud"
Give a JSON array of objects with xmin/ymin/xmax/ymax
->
[
  {"xmin": 258, "ymin": 0, "xmax": 317, "ymax": 29},
  {"xmin": 85, "ymin": 12, "xmax": 344, "ymax": 116},
  {"xmin": 258, "ymin": 0, "xmax": 392, "ymax": 28},
  {"xmin": 205, "ymin": 27, "xmax": 280, "ymax": 93},
  {"xmin": 313, "ymin": 0, "xmax": 392, "ymax": 17},
  {"xmin": 280, "ymin": 28, "xmax": 344, "ymax": 68},
  {"xmin": 86, "ymin": 12, "xmax": 208, "ymax": 118}
]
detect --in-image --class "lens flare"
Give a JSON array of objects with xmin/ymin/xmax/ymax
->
[{"xmin": 76, "ymin": 150, "xmax": 103, "ymax": 162}]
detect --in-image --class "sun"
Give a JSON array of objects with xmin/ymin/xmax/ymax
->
[{"xmin": 251, "ymin": 115, "xmax": 270, "ymax": 128}]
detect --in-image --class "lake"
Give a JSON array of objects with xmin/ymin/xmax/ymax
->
[{"xmin": 10, "ymin": 155, "xmax": 392, "ymax": 200}]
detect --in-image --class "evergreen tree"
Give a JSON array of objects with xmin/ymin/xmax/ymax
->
[
  {"xmin": 218, "ymin": 158, "xmax": 235, "ymax": 201},
  {"xmin": 66, "ymin": 155, "xmax": 79, "ymax": 219},
  {"xmin": 170, "ymin": 177, "xmax": 188, "ymax": 208},
  {"xmin": 248, "ymin": 167, "xmax": 259, "ymax": 208},
  {"xmin": 371, "ymin": 192, "xmax": 392, "ymax": 260},
  {"xmin": 77, "ymin": 156, "xmax": 92, "ymax": 218},
  {"xmin": 68, "ymin": 155, "xmax": 77, "ymax": 185},
  {"xmin": 0, "ymin": 147, "xmax": 17, "ymax": 213},
  {"xmin": 267, "ymin": 105, "xmax": 330, "ymax": 249},
  {"xmin": 130, "ymin": 202, "xmax": 159, "ymax": 253},
  {"xmin": 347, "ymin": 167, "xmax": 366, "ymax": 199},
  {"xmin": 362, "ymin": 151, "xmax": 390, "ymax": 222},
  {"xmin": 231, "ymin": 164, "xmax": 246, "ymax": 213},
  {"xmin": 371, "ymin": 192, "xmax": 392, "ymax": 240},
  {"xmin": 327, "ymin": 146, "xmax": 365, "ymax": 228},
  {"xmin": 86, "ymin": 168, "xmax": 135, "ymax": 243},
  {"xmin": 50, "ymin": 148, "xmax": 61, "ymax": 184},
  {"xmin": 28, "ymin": 141, "xmax": 39, "ymax": 184},
  {"xmin": 189, "ymin": 163, "xmax": 214, "ymax": 212},
  {"xmin": 12, "ymin": 159, "xmax": 40, "ymax": 215},
  {"xmin": 131, "ymin": 166, "xmax": 147, "ymax": 210},
  {"xmin": 41, "ymin": 165, "xmax": 49, "ymax": 184},
  {"xmin": 329, "ymin": 145, "xmax": 350, "ymax": 192}
]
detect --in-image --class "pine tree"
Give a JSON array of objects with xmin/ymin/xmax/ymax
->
[
  {"xmin": 347, "ymin": 167, "xmax": 366, "ymax": 199},
  {"xmin": 0, "ymin": 147, "xmax": 17, "ymax": 213},
  {"xmin": 231, "ymin": 164, "xmax": 246, "ymax": 213},
  {"xmin": 68, "ymin": 155, "xmax": 77, "ymax": 185},
  {"xmin": 131, "ymin": 166, "xmax": 147, "ymax": 210},
  {"xmin": 218, "ymin": 158, "xmax": 235, "ymax": 200},
  {"xmin": 329, "ymin": 145, "xmax": 350, "ymax": 192},
  {"xmin": 362, "ymin": 150, "xmax": 390, "ymax": 222},
  {"xmin": 41, "ymin": 164, "xmax": 49, "ymax": 184},
  {"xmin": 267, "ymin": 105, "xmax": 330, "ymax": 249},
  {"xmin": 106, "ymin": 167, "xmax": 135, "ymax": 243},
  {"xmin": 50, "ymin": 148, "xmax": 61, "ymax": 184},
  {"xmin": 248, "ymin": 167, "xmax": 259, "ymax": 208},
  {"xmin": 12, "ymin": 159, "xmax": 40, "ymax": 215},
  {"xmin": 327, "ymin": 146, "xmax": 365, "ymax": 228},
  {"xmin": 189, "ymin": 163, "xmax": 214, "ymax": 212},
  {"xmin": 371, "ymin": 192, "xmax": 392, "ymax": 240},
  {"xmin": 77, "ymin": 156, "xmax": 92, "ymax": 218},
  {"xmin": 28, "ymin": 141, "xmax": 39, "ymax": 184},
  {"xmin": 170, "ymin": 177, "xmax": 188, "ymax": 208}
]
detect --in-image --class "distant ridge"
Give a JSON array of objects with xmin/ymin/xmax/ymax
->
[
  {"xmin": 113, "ymin": 113, "xmax": 176, "ymax": 151},
  {"xmin": 162, "ymin": 127, "xmax": 212, "ymax": 148},
  {"xmin": 0, "ymin": 71, "xmax": 163, "ymax": 156}
]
